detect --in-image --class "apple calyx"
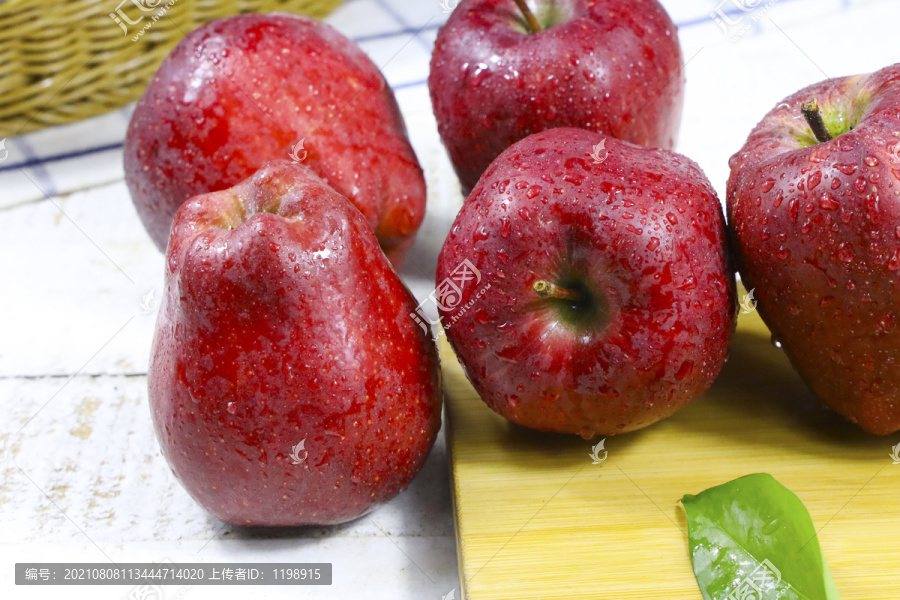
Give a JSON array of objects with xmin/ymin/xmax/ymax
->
[
  {"xmin": 513, "ymin": 0, "xmax": 543, "ymax": 33},
  {"xmin": 801, "ymin": 99, "xmax": 834, "ymax": 144},
  {"xmin": 533, "ymin": 280, "xmax": 581, "ymax": 301},
  {"xmin": 533, "ymin": 278, "xmax": 609, "ymax": 331}
]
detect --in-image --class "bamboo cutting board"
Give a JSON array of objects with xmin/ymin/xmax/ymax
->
[{"xmin": 442, "ymin": 302, "xmax": 900, "ymax": 599}]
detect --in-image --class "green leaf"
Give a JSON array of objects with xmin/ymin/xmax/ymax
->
[{"xmin": 682, "ymin": 473, "xmax": 840, "ymax": 600}]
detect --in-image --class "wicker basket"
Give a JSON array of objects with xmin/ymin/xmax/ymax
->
[{"xmin": 0, "ymin": 0, "xmax": 343, "ymax": 138}]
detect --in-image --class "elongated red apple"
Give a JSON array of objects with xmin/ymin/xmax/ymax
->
[
  {"xmin": 125, "ymin": 13, "xmax": 426, "ymax": 267},
  {"xmin": 429, "ymin": 0, "xmax": 684, "ymax": 193},
  {"xmin": 150, "ymin": 160, "xmax": 441, "ymax": 525},
  {"xmin": 728, "ymin": 64, "xmax": 900, "ymax": 435},
  {"xmin": 438, "ymin": 128, "xmax": 735, "ymax": 436}
]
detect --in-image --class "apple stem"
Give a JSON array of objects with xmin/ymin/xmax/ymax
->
[
  {"xmin": 533, "ymin": 280, "xmax": 580, "ymax": 301},
  {"xmin": 513, "ymin": 0, "xmax": 542, "ymax": 33},
  {"xmin": 801, "ymin": 100, "xmax": 833, "ymax": 143}
]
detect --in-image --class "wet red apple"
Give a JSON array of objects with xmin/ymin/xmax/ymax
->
[
  {"xmin": 437, "ymin": 128, "xmax": 735, "ymax": 437},
  {"xmin": 125, "ymin": 13, "xmax": 426, "ymax": 267},
  {"xmin": 429, "ymin": 0, "xmax": 684, "ymax": 193},
  {"xmin": 150, "ymin": 160, "xmax": 442, "ymax": 525},
  {"xmin": 728, "ymin": 63, "xmax": 900, "ymax": 435}
]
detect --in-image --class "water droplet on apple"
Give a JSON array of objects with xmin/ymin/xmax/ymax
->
[
  {"xmin": 808, "ymin": 171, "xmax": 822, "ymax": 190},
  {"xmin": 835, "ymin": 163, "xmax": 857, "ymax": 176},
  {"xmin": 761, "ymin": 178, "xmax": 776, "ymax": 193},
  {"xmin": 837, "ymin": 244, "xmax": 855, "ymax": 263},
  {"xmin": 647, "ymin": 237, "xmax": 660, "ymax": 251},
  {"xmin": 865, "ymin": 156, "xmax": 880, "ymax": 167},
  {"xmin": 675, "ymin": 361, "xmax": 693, "ymax": 381},
  {"xmin": 578, "ymin": 428, "xmax": 594, "ymax": 440},
  {"xmin": 526, "ymin": 185, "xmax": 541, "ymax": 199},
  {"xmin": 771, "ymin": 190, "xmax": 783, "ymax": 208},
  {"xmin": 227, "ymin": 402, "xmax": 237, "ymax": 414},
  {"xmin": 819, "ymin": 194, "xmax": 840, "ymax": 211},
  {"xmin": 495, "ymin": 346, "xmax": 519, "ymax": 362},
  {"xmin": 787, "ymin": 302, "xmax": 800, "ymax": 315},
  {"xmin": 470, "ymin": 63, "xmax": 489, "ymax": 86},
  {"xmin": 500, "ymin": 219, "xmax": 511, "ymax": 238},
  {"xmin": 888, "ymin": 250, "xmax": 900, "ymax": 271},
  {"xmin": 770, "ymin": 335, "xmax": 783, "ymax": 349}
]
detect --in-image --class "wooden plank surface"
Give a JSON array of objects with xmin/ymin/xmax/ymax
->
[{"xmin": 444, "ymin": 302, "xmax": 900, "ymax": 599}]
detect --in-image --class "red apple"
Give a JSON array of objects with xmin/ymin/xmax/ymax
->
[
  {"xmin": 125, "ymin": 13, "xmax": 426, "ymax": 268},
  {"xmin": 437, "ymin": 128, "xmax": 735, "ymax": 437},
  {"xmin": 150, "ymin": 160, "xmax": 442, "ymax": 525},
  {"xmin": 728, "ymin": 64, "xmax": 900, "ymax": 435},
  {"xmin": 429, "ymin": 0, "xmax": 684, "ymax": 193}
]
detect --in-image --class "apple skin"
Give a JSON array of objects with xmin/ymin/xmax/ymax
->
[
  {"xmin": 149, "ymin": 160, "xmax": 442, "ymax": 526},
  {"xmin": 124, "ymin": 13, "xmax": 426, "ymax": 268},
  {"xmin": 437, "ymin": 128, "xmax": 735, "ymax": 437},
  {"xmin": 429, "ymin": 0, "xmax": 684, "ymax": 193},
  {"xmin": 728, "ymin": 64, "xmax": 900, "ymax": 435}
]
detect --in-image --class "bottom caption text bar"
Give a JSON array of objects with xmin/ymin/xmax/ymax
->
[{"xmin": 16, "ymin": 563, "xmax": 332, "ymax": 585}]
